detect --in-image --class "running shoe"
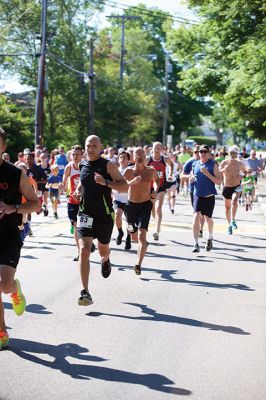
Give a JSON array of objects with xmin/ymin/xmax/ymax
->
[
  {"xmin": 70, "ymin": 223, "xmax": 74, "ymax": 234},
  {"xmin": 116, "ymin": 231, "xmax": 124, "ymax": 245},
  {"xmin": 10, "ymin": 279, "xmax": 26, "ymax": 316},
  {"xmin": 54, "ymin": 212, "xmax": 58, "ymax": 219},
  {"xmin": 192, "ymin": 244, "xmax": 200, "ymax": 253},
  {"xmin": 125, "ymin": 236, "xmax": 131, "ymax": 250},
  {"xmin": 205, "ymin": 239, "xmax": 213, "ymax": 252},
  {"xmin": 228, "ymin": 225, "xmax": 233, "ymax": 235},
  {"xmin": 78, "ymin": 289, "xmax": 93, "ymax": 306},
  {"xmin": 101, "ymin": 258, "xmax": 111, "ymax": 278},
  {"xmin": 0, "ymin": 331, "xmax": 9, "ymax": 350},
  {"xmin": 73, "ymin": 255, "xmax": 79, "ymax": 261},
  {"xmin": 245, "ymin": 204, "xmax": 249, "ymax": 211},
  {"xmin": 153, "ymin": 232, "xmax": 159, "ymax": 241},
  {"xmin": 134, "ymin": 265, "xmax": 141, "ymax": 275},
  {"xmin": 199, "ymin": 230, "xmax": 203, "ymax": 238},
  {"xmin": 91, "ymin": 242, "xmax": 96, "ymax": 253},
  {"xmin": 231, "ymin": 220, "xmax": 238, "ymax": 229},
  {"xmin": 171, "ymin": 209, "xmax": 174, "ymax": 214}
]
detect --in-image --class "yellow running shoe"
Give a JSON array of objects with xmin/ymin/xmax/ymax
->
[
  {"xmin": 10, "ymin": 279, "xmax": 26, "ymax": 316},
  {"xmin": 0, "ymin": 331, "xmax": 9, "ymax": 350}
]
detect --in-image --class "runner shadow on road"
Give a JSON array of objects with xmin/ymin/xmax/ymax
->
[
  {"xmin": 3, "ymin": 302, "xmax": 52, "ymax": 314},
  {"xmin": 214, "ymin": 239, "xmax": 266, "ymax": 250},
  {"xmin": 139, "ymin": 273, "xmax": 254, "ymax": 291},
  {"xmin": 88, "ymin": 303, "xmax": 250, "ymax": 336},
  {"xmin": 9, "ymin": 339, "xmax": 191, "ymax": 396}
]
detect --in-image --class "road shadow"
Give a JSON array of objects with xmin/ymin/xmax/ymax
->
[
  {"xmin": 214, "ymin": 239, "xmax": 266, "ymax": 250},
  {"xmin": 138, "ymin": 271, "xmax": 254, "ymax": 291},
  {"xmin": 23, "ymin": 245, "xmax": 56, "ymax": 250},
  {"xmin": 212, "ymin": 252, "xmax": 265, "ymax": 264},
  {"xmin": 88, "ymin": 303, "xmax": 250, "ymax": 336},
  {"xmin": 9, "ymin": 339, "xmax": 191, "ymax": 395},
  {"xmin": 3, "ymin": 302, "xmax": 52, "ymax": 315}
]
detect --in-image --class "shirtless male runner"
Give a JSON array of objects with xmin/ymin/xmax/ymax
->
[
  {"xmin": 124, "ymin": 147, "xmax": 160, "ymax": 275},
  {"xmin": 219, "ymin": 145, "xmax": 246, "ymax": 235},
  {"xmin": 147, "ymin": 142, "xmax": 173, "ymax": 241}
]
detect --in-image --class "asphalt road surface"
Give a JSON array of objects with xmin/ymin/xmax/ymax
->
[{"xmin": 1, "ymin": 193, "xmax": 266, "ymax": 400}]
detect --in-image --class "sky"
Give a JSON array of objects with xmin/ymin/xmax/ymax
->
[{"xmin": 0, "ymin": 0, "xmax": 198, "ymax": 93}]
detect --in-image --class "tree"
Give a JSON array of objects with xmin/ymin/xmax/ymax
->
[
  {"xmin": 166, "ymin": 1, "xmax": 266, "ymax": 140},
  {"xmin": 0, "ymin": 93, "xmax": 34, "ymax": 159}
]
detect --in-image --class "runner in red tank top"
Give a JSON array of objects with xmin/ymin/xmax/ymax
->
[
  {"xmin": 147, "ymin": 142, "xmax": 173, "ymax": 241},
  {"xmin": 62, "ymin": 145, "xmax": 83, "ymax": 260}
]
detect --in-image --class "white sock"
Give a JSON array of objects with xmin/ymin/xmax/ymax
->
[{"xmin": 208, "ymin": 233, "xmax": 213, "ymax": 240}]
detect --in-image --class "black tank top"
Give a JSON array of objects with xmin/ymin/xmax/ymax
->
[
  {"xmin": 79, "ymin": 157, "xmax": 113, "ymax": 219},
  {"xmin": 0, "ymin": 161, "xmax": 22, "ymax": 233}
]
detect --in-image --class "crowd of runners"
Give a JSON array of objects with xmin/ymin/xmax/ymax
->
[{"xmin": 0, "ymin": 126, "xmax": 265, "ymax": 348}]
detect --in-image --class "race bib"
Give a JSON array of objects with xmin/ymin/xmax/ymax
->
[
  {"xmin": 235, "ymin": 186, "xmax": 242, "ymax": 193},
  {"xmin": 77, "ymin": 213, "xmax": 93, "ymax": 229},
  {"xmin": 157, "ymin": 171, "xmax": 163, "ymax": 178}
]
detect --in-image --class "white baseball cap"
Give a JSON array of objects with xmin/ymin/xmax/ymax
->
[{"xmin": 228, "ymin": 145, "xmax": 239, "ymax": 154}]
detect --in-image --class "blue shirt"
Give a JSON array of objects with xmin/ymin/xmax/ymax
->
[
  {"xmin": 47, "ymin": 174, "xmax": 62, "ymax": 190},
  {"xmin": 55, "ymin": 154, "xmax": 68, "ymax": 176},
  {"xmin": 193, "ymin": 159, "xmax": 217, "ymax": 197},
  {"xmin": 183, "ymin": 157, "xmax": 196, "ymax": 193}
]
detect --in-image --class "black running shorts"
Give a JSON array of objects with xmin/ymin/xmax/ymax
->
[
  {"xmin": 77, "ymin": 215, "xmax": 114, "ymax": 245},
  {"xmin": 0, "ymin": 230, "xmax": 23, "ymax": 269},
  {"xmin": 67, "ymin": 203, "xmax": 80, "ymax": 223},
  {"xmin": 193, "ymin": 195, "xmax": 215, "ymax": 218},
  {"xmin": 222, "ymin": 185, "xmax": 242, "ymax": 200},
  {"xmin": 124, "ymin": 200, "xmax": 153, "ymax": 233},
  {"xmin": 113, "ymin": 200, "xmax": 126, "ymax": 211}
]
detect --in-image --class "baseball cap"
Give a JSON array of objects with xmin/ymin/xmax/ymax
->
[
  {"xmin": 199, "ymin": 145, "xmax": 209, "ymax": 152},
  {"xmin": 228, "ymin": 145, "xmax": 239, "ymax": 154}
]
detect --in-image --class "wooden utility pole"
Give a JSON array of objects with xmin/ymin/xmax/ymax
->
[
  {"xmin": 107, "ymin": 15, "xmax": 141, "ymax": 84},
  {"xmin": 34, "ymin": 0, "xmax": 47, "ymax": 148},
  {"xmin": 88, "ymin": 38, "xmax": 95, "ymax": 135}
]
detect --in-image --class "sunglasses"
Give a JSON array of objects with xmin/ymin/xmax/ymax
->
[
  {"xmin": 199, "ymin": 150, "xmax": 208, "ymax": 154},
  {"xmin": 194, "ymin": 151, "xmax": 199, "ymax": 154}
]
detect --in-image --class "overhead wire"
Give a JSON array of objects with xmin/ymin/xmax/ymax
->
[
  {"xmin": 92, "ymin": 0, "xmax": 199, "ymax": 25},
  {"xmin": 0, "ymin": 1, "xmax": 38, "ymax": 38}
]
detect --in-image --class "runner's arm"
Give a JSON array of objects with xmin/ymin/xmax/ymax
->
[
  {"xmin": 95, "ymin": 161, "xmax": 128, "ymax": 192},
  {"xmin": 62, "ymin": 164, "xmax": 71, "ymax": 190}
]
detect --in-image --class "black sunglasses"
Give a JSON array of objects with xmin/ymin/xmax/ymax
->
[{"xmin": 199, "ymin": 150, "xmax": 208, "ymax": 154}]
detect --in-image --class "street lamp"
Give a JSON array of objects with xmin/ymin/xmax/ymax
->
[{"xmin": 167, "ymin": 124, "xmax": 175, "ymax": 149}]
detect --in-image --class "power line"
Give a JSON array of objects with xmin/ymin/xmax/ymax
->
[
  {"xmin": 92, "ymin": 0, "xmax": 199, "ymax": 25},
  {"xmin": 0, "ymin": 1, "xmax": 38, "ymax": 38}
]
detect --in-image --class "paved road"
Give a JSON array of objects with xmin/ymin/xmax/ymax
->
[{"xmin": 1, "ymin": 190, "xmax": 266, "ymax": 400}]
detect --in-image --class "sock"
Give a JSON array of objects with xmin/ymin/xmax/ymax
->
[
  {"xmin": 208, "ymin": 233, "xmax": 213, "ymax": 240},
  {"xmin": 118, "ymin": 228, "xmax": 123, "ymax": 236},
  {"xmin": 194, "ymin": 239, "xmax": 199, "ymax": 246}
]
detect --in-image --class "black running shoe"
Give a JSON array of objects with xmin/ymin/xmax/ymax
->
[
  {"xmin": 192, "ymin": 244, "xmax": 200, "ymax": 253},
  {"xmin": 205, "ymin": 239, "xmax": 213, "ymax": 252},
  {"xmin": 116, "ymin": 231, "xmax": 124, "ymax": 245},
  {"xmin": 125, "ymin": 237, "xmax": 131, "ymax": 250},
  {"xmin": 134, "ymin": 265, "xmax": 141, "ymax": 275},
  {"xmin": 78, "ymin": 289, "xmax": 93, "ymax": 306},
  {"xmin": 91, "ymin": 242, "xmax": 96, "ymax": 253},
  {"xmin": 73, "ymin": 255, "xmax": 79, "ymax": 261},
  {"xmin": 101, "ymin": 258, "xmax": 111, "ymax": 278}
]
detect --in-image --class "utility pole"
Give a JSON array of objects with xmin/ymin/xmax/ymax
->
[
  {"xmin": 107, "ymin": 15, "xmax": 141, "ymax": 83},
  {"xmin": 34, "ymin": 0, "xmax": 47, "ymax": 148},
  {"xmin": 162, "ymin": 52, "xmax": 169, "ymax": 147},
  {"xmin": 88, "ymin": 38, "xmax": 95, "ymax": 135}
]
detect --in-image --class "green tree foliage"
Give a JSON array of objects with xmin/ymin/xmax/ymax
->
[
  {"xmin": 0, "ymin": 94, "xmax": 34, "ymax": 159},
  {"xmin": 167, "ymin": 1, "xmax": 266, "ymax": 140},
  {"xmin": 0, "ymin": 1, "xmax": 212, "ymax": 150}
]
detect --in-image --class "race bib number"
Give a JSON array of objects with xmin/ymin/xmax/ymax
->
[
  {"xmin": 235, "ymin": 185, "xmax": 242, "ymax": 193},
  {"xmin": 77, "ymin": 213, "xmax": 93, "ymax": 229},
  {"xmin": 127, "ymin": 223, "xmax": 135, "ymax": 233},
  {"xmin": 157, "ymin": 171, "xmax": 163, "ymax": 178}
]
